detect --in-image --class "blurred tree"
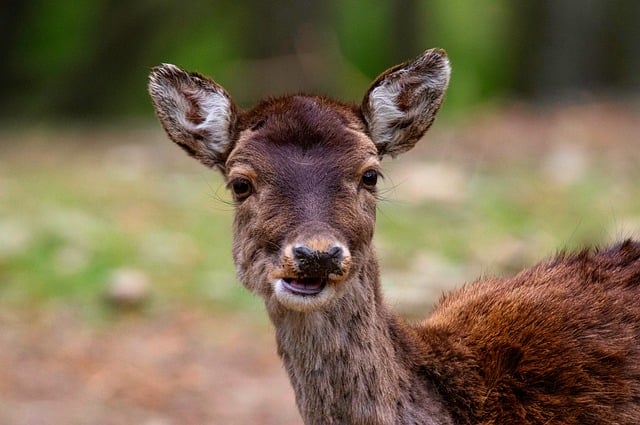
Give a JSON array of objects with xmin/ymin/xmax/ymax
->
[
  {"xmin": 334, "ymin": 0, "xmax": 394, "ymax": 80},
  {"xmin": 390, "ymin": 0, "xmax": 421, "ymax": 63},
  {"xmin": 0, "ymin": 0, "xmax": 638, "ymax": 123},
  {"xmin": 512, "ymin": 0, "xmax": 640, "ymax": 100},
  {"xmin": 0, "ymin": 0, "xmax": 32, "ymax": 113},
  {"xmin": 244, "ymin": 0, "xmax": 329, "ymax": 59},
  {"xmin": 47, "ymin": 0, "xmax": 166, "ymax": 118},
  {"xmin": 607, "ymin": 0, "xmax": 640, "ymax": 92},
  {"xmin": 0, "ymin": 0, "xmax": 31, "ymax": 93},
  {"xmin": 230, "ymin": 0, "xmax": 334, "ymax": 102}
]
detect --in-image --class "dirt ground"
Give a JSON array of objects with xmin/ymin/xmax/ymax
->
[{"xmin": 0, "ymin": 307, "xmax": 300, "ymax": 425}]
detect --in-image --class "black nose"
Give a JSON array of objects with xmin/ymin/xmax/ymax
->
[{"xmin": 292, "ymin": 245, "xmax": 344, "ymax": 277}]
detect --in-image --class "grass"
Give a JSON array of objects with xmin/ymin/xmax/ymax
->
[{"xmin": 1, "ymin": 113, "xmax": 639, "ymax": 319}]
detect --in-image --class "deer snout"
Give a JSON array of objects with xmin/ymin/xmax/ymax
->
[
  {"xmin": 270, "ymin": 237, "xmax": 353, "ymax": 311},
  {"xmin": 273, "ymin": 240, "xmax": 352, "ymax": 288},
  {"xmin": 292, "ymin": 245, "xmax": 346, "ymax": 278}
]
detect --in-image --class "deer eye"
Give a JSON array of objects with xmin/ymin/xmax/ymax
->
[
  {"xmin": 361, "ymin": 169, "xmax": 379, "ymax": 189},
  {"xmin": 229, "ymin": 178, "xmax": 254, "ymax": 201}
]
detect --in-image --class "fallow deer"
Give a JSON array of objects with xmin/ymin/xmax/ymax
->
[{"xmin": 149, "ymin": 48, "xmax": 640, "ymax": 424}]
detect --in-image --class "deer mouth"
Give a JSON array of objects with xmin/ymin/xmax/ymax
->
[
  {"xmin": 281, "ymin": 277, "xmax": 327, "ymax": 296},
  {"xmin": 270, "ymin": 242, "xmax": 351, "ymax": 311},
  {"xmin": 272, "ymin": 273, "xmax": 345, "ymax": 312}
]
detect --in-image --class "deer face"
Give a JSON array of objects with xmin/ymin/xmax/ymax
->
[
  {"xmin": 149, "ymin": 49, "xmax": 450, "ymax": 312},
  {"xmin": 225, "ymin": 96, "xmax": 380, "ymax": 311}
]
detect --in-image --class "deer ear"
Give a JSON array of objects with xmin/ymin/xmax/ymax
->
[
  {"xmin": 148, "ymin": 64, "xmax": 237, "ymax": 171},
  {"xmin": 361, "ymin": 48, "xmax": 450, "ymax": 157}
]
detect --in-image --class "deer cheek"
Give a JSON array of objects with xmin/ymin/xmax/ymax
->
[
  {"xmin": 354, "ymin": 195, "xmax": 377, "ymax": 243},
  {"xmin": 231, "ymin": 210, "xmax": 263, "ymax": 293}
]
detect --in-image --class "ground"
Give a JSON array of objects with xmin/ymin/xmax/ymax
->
[
  {"xmin": 1, "ymin": 100, "xmax": 639, "ymax": 424},
  {"xmin": 0, "ymin": 308, "xmax": 298, "ymax": 425}
]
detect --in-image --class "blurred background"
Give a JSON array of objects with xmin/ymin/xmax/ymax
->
[
  {"xmin": 2, "ymin": 0, "xmax": 640, "ymax": 121},
  {"xmin": 1, "ymin": 1, "xmax": 639, "ymax": 424}
]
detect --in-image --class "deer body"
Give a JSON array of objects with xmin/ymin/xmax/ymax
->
[{"xmin": 149, "ymin": 49, "xmax": 640, "ymax": 424}]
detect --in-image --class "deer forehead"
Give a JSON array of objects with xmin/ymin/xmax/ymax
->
[{"xmin": 227, "ymin": 96, "xmax": 380, "ymax": 183}]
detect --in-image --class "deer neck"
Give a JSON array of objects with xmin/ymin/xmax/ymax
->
[{"xmin": 266, "ymin": 254, "xmax": 452, "ymax": 425}]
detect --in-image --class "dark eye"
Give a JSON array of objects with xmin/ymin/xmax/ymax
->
[
  {"xmin": 229, "ymin": 178, "xmax": 253, "ymax": 201},
  {"xmin": 361, "ymin": 169, "xmax": 379, "ymax": 189}
]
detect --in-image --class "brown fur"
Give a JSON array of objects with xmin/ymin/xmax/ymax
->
[{"xmin": 149, "ymin": 49, "xmax": 640, "ymax": 424}]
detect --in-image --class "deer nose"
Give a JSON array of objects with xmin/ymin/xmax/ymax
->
[{"xmin": 292, "ymin": 245, "xmax": 345, "ymax": 277}]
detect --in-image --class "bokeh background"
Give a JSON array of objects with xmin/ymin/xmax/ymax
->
[
  {"xmin": 1, "ymin": 1, "xmax": 639, "ymax": 424},
  {"xmin": 3, "ymin": 0, "xmax": 640, "ymax": 120}
]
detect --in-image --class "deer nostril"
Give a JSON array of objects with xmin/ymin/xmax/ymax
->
[
  {"xmin": 293, "ymin": 246, "xmax": 315, "ymax": 262},
  {"xmin": 327, "ymin": 245, "xmax": 343, "ymax": 259}
]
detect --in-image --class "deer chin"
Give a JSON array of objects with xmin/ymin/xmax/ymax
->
[{"xmin": 273, "ymin": 277, "xmax": 340, "ymax": 312}]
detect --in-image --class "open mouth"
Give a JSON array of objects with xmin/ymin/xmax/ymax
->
[{"xmin": 281, "ymin": 277, "xmax": 327, "ymax": 296}]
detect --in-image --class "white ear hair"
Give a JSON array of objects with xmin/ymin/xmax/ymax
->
[
  {"xmin": 362, "ymin": 49, "xmax": 450, "ymax": 157},
  {"xmin": 149, "ymin": 64, "xmax": 237, "ymax": 170}
]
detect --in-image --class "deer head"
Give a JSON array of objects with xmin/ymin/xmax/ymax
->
[{"xmin": 149, "ymin": 49, "xmax": 450, "ymax": 313}]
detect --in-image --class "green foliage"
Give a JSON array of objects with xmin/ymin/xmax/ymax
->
[
  {"xmin": 334, "ymin": 0, "xmax": 394, "ymax": 77},
  {"xmin": 424, "ymin": 0, "xmax": 515, "ymax": 114},
  {"xmin": 3, "ymin": 0, "xmax": 607, "ymax": 122},
  {"xmin": 4, "ymin": 0, "xmax": 637, "ymax": 122}
]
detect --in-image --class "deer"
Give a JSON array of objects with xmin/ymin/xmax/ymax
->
[{"xmin": 148, "ymin": 48, "xmax": 640, "ymax": 424}]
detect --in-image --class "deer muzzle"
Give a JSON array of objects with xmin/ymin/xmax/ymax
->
[
  {"xmin": 272, "ymin": 236, "xmax": 352, "ymax": 299},
  {"xmin": 292, "ymin": 245, "xmax": 345, "ymax": 278}
]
